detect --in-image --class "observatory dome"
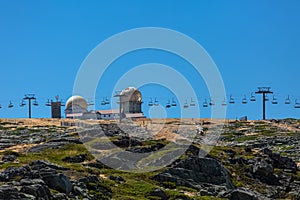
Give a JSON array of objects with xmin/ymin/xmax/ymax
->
[
  {"xmin": 66, "ymin": 95, "xmax": 88, "ymax": 110},
  {"xmin": 120, "ymin": 87, "xmax": 142, "ymax": 102}
]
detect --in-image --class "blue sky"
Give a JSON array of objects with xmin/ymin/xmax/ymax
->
[{"xmin": 0, "ymin": 1, "xmax": 300, "ymax": 119}]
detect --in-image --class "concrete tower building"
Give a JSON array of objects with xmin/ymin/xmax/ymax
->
[{"xmin": 120, "ymin": 87, "xmax": 142, "ymax": 113}]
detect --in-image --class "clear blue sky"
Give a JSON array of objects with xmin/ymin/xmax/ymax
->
[{"xmin": 0, "ymin": 0, "xmax": 300, "ymax": 119}]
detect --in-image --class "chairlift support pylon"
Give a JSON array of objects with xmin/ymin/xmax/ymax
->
[
  {"xmin": 255, "ymin": 87, "xmax": 273, "ymax": 120},
  {"xmin": 22, "ymin": 94, "xmax": 38, "ymax": 118}
]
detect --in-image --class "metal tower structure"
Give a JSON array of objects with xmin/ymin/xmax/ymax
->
[
  {"xmin": 23, "ymin": 94, "xmax": 38, "ymax": 118},
  {"xmin": 255, "ymin": 87, "xmax": 273, "ymax": 120}
]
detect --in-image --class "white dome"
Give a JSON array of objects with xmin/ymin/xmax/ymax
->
[{"xmin": 66, "ymin": 95, "xmax": 88, "ymax": 110}]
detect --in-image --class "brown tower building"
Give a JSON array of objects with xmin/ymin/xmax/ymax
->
[
  {"xmin": 51, "ymin": 101, "xmax": 62, "ymax": 118},
  {"xmin": 46, "ymin": 96, "xmax": 64, "ymax": 118}
]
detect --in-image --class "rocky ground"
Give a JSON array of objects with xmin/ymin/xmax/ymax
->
[{"xmin": 0, "ymin": 118, "xmax": 299, "ymax": 199}]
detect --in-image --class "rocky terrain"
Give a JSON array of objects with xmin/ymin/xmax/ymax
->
[{"xmin": 0, "ymin": 118, "xmax": 299, "ymax": 199}]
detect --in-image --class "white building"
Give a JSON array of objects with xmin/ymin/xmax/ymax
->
[
  {"xmin": 65, "ymin": 95, "xmax": 94, "ymax": 119},
  {"xmin": 64, "ymin": 87, "xmax": 145, "ymax": 120},
  {"xmin": 120, "ymin": 87, "xmax": 143, "ymax": 114},
  {"xmin": 96, "ymin": 109, "xmax": 120, "ymax": 120}
]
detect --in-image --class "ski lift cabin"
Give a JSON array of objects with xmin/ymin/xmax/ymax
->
[
  {"xmin": 229, "ymin": 95, "xmax": 235, "ymax": 104},
  {"xmin": 250, "ymin": 93, "xmax": 256, "ymax": 102},
  {"xmin": 148, "ymin": 98, "xmax": 153, "ymax": 106},
  {"xmin": 272, "ymin": 95, "xmax": 278, "ymax": 105},
  {"xmin": 242, "ymin": 95, "xmax": 247, "ymax": 104},
  {"xmin": 285, "ymin": 95, "xmax": 291, "ymax": 104},
  {"xmin": 166, "ymin": 100, "xmax": 171, "ymax": 108},
  {"xmin": 8, "ymin": 101, "xmax": 13, "ymax": 108},
  {"xmin": 294, "ymin": 100, "xmax": 300, "ymax": 108},
  {"xmin": 171, "ymin": 98, "xmax": 177, "ymax": 107}
]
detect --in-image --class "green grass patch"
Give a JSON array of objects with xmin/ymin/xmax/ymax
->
[
  {"xmin": 164, "ymin": 190, "xmax": 189, "ymax": 200},
  {"xmin": 235, "ymin": 135, "xmax": 258, "ymax": 142},
  {"xmin": 17, "ymin": 143, "xmax": 94, "ymax": 171},
  {"xmin": 162, "ymin": 181, "xmax": 176, "ymax": 189},
  {"xmin": 0, "ymin": 126, "xmax": 9, "ymax": 130},
  {"xmin": 193, "ymin": 196, "xmax": 226, "ymax": 200},
  {"xmin": 177, "ymin": 186, "xmax": 197, "ymax": 193},
  {"xmin": 99, "ymin": 167, "xmax": 165, "ymax": 200},
  {"xmin": 0, "ymin": 163, "xmax": 22, "ymax": 170}
]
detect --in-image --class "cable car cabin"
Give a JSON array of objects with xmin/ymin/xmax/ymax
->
[
  {"xmin": 154, "ymin": 98, "xmax": 159, "ymax": 106},
  {"xmin": 190, "ymin": 102, "xmax": 196, "ymax": 106},
  {"xmin": 33, "ymin": 100, "xmax": 38, "ymax": 106},
  {"xmin": 209, "ymin": 98, "xmax": 215, "ymax": 106},
  {"xmin": 166, "ymin": 100, "xmax": 171, "ymax": 108},
  {"xmin": 45, "ymin": 99, "xmax": 51, "ymax": 106},
  {"xmin": 20, "ymin": 101, "xmax": 26, "ymax": 107},
  {"xmin": 8, "ymin": 101, "xmax": 13, "ymax": 108},
  {"xmin": 101, "ymin": 99, "xmax": 106, "ymax": 105},
  {"xmin": 294, "ymin": 100, "xmax": 300, "ymax": 108},
  {"xmin": 250, "ymin": 93, "xmax": 256, "ymax": 102},
  {"xmin": 148, "ymin": 98, "xmax": 153, "ymax": 106},
  {"xmin": 229, "ymin": 95, "xmax": 235, "ymax": 104},
  {"xmin": 285, "ymin": 95, "xmax": 291, "ymax": 104},
  {"xmin": 265, "ymin": 95, "xmax": 269, "ymax": 101},
  {"xmin": 242, "ymin": 95, "xmax": 247, "ymax": 104},
  {"xmin": 190, "ymin": 98, "xmax": 196, "ymax": 106},
  {"xmin": 222, "ymin": 99, "xmax": 227, "ymax": 106},
  {"xmin": 183, "ymin": 100, "xmax": 189, "ymax": 108},
  {"xmin": 272, "ymin": 96, "xmax": 278, "ymax": 104},
  {"xmin": 105, "ymin": 97, "xmax": 110, "ymax": 105},
  {"xmin": 171, "ymin": 98, "xmax": 177, "ymax": 107},
  {"xmin": 203, "ymin": 99, "xmax": 208, "ymax": 107},
  {"xmin": 88, "ymin": 101, "xmax": 94, "ymax": 106},
  {"xmin": 0, "ymin": 104, "xmax": 2, "ymax": 109}
]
